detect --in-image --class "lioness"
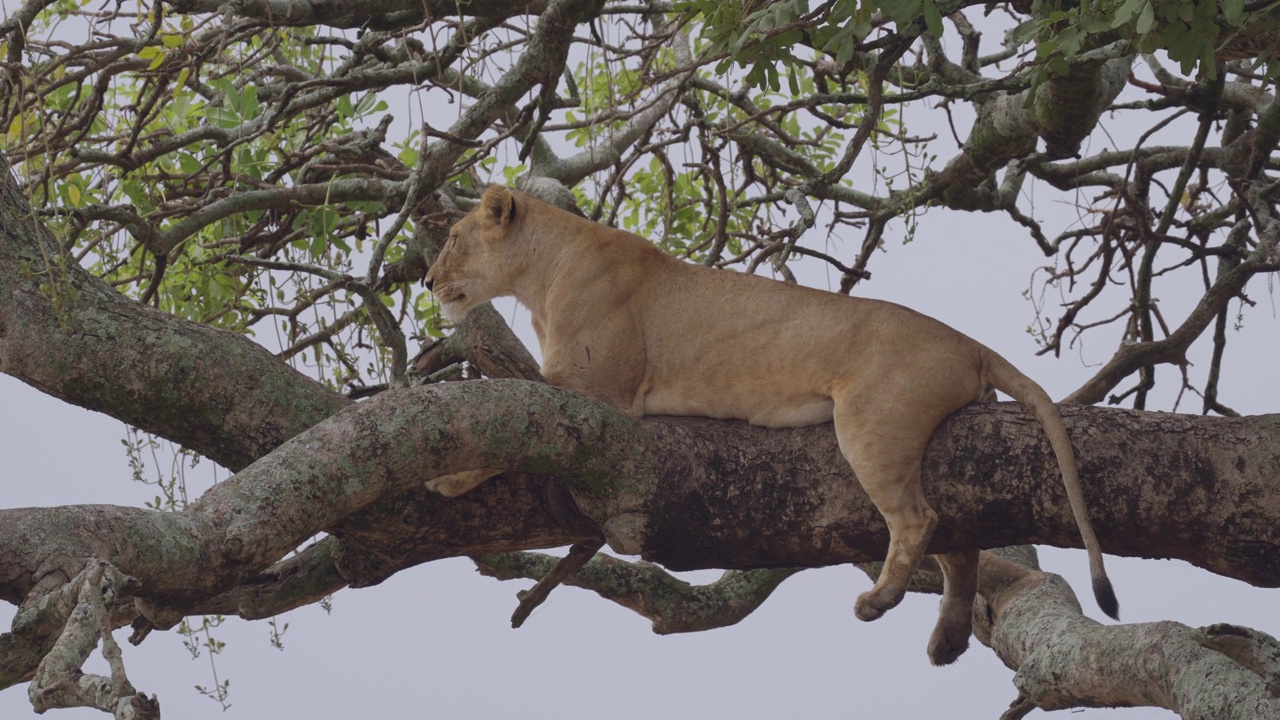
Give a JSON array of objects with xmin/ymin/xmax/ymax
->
[{"xmin": 425, "ymin": 184, "xmax": 1118, "ymax": 665}]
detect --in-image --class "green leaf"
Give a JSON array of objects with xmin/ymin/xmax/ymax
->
[
  {"xmin": 1222, "ymin": 0, "xmax": 1244, "ymax": 25},
  {"xmin": 921, "ymin": 0, "xmax": 944, "ymax": 38},
  {"xmin": 1081, "ymin": 12, "xmax": 1113, "ymax": 32},
  {"xmin": 1008, "ymin": 19, "xmax": 1039, "ymax": 45},
  {"xmin": 223, "ymin": 85, "xmax": 242, "ymax": 115},
  {"xmin": 501, "ymin": 164, "xmax": 527, "ymax": 183},
  {"xmin": 205, "ymin": 107, "xmax": 239, "ymax": 129},
  {"xmin": 170, "ymin": 93, "xmax": 190, "ymax": 124},
  {"xmin": 1136, "ymin": 2, "xmax": 1155, "ymax": 33},
  {"xmin": 1056, "ymin": 26, "xmax": 1081, "ymax": 55},
  {"xmin": 829, "ymin": 0, "xmax": 854, "ymax": 24},
  {"xmin": 1112, "ymin": 0, "xmax": 1144, "ymax": 27},
  {"xmin": 1199, "ymin": 42, "xmax": 1217, "ymax": 78},
  {"xmin": 240, "ymin": 85, "xmax": 260, "ymax": 120},
  {"xmin": 765, "ymin": 63, "xmax": 780, "ymax": 92},
  {"xmin": 883, "ymin": 0, "xmax": 922, "ymax": 25},
  {"xmin": 178, "ymin": 153, "xmax": 201, "ymax": 174},
  {"xmin": 1191, "ymin": 0, "xmax": 1219, "ymax": 34},
  {"xmin": 836, "ymin": 34, "xmax": 856, "ymax": 65},
  {"xmin": 139, "ymin": 45, "xmax": 165, "ymax": 70}
]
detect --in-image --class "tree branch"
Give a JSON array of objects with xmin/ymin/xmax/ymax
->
[
  {"xmin": 474, "ymin": 552, "xmax": 802, "ymax": 634},
  {"xmin": 167, "ymin": 0, "xmax": 551, "ymax": 28},
  {"xmin": 979, "ymin": 551, "xmax": 1280, "ymax": 718},
  {"xmin": 0, "ymin": 153, "xmax": 350, "ymax": 472}
]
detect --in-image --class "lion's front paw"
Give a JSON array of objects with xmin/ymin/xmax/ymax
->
[{"xmin": 854, "ymin": 588, "xmax": 901, "ymax": 622}]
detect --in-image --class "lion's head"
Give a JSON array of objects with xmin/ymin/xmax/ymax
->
[{"xmin": 425, "ymin": 185, "xmax": 522, "ymax": 321}]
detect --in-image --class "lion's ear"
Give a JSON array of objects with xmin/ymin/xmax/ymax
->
[{"xmin": 480, "ymin": 185, "xmax": 517, "ymax": 231}]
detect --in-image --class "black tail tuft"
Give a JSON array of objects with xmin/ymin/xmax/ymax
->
[{"xmin": 1093, "ymin": 576, "xmax": 1120, "ymax": 620}]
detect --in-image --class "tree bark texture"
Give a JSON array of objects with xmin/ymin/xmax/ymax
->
[{"xmin": 12, "ymin": 380, "xmax": 1276, "ymax": 597}]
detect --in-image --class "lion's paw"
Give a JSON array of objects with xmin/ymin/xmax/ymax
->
[
  {"xmin": 926, "ymin": 621, "xmax": 971, "ymax": 666},
  {"xmin": 854, "ymin": 588, "xmax": 901, "ymax": 622},
  {"xmin": 424, "ymin": 469, "xmax": 499, "ymax": 498}
]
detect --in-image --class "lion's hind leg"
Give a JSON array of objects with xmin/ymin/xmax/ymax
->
[
  {"xmin": 846, "ymin": 460, "xmax": 937, "ymax": 622},
  {"xmin": 832, "ymin": 399, "xmax": 939, "ymax": 623},
  {"xmin": 928, "ymin": 548, "xmax": 979, "ymax": 665}
]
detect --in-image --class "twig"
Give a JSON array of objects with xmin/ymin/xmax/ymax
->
[{"xmin": 510, "ymin": 540, "xmax": 604, "ymax": 628}]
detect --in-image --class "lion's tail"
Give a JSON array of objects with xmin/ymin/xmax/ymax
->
[{"xmin": 982, "ymin": 350, "xmax": 1119, "ymax": 620}]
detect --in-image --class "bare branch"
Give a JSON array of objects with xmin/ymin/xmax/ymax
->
[{"xmin": 475, "ymin": 552, "xmax": 802, "ymax": 634}]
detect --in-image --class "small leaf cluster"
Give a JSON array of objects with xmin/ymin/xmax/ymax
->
[{"xmin": 1018, "ymin": 0, "xmax": 1278, "ymax": 79}]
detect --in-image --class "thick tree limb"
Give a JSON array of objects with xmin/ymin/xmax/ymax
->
[
  {"xmin": 4, "ymin": 381, "xmax": 1279, "ymax": 606},
  {"xmin": 1, "ymin": 378, "xmax": 1277, "ymax": 664},
  {"xmin": 0, "ymin": 155, "xmax": 350, "ymax": 472},
  {"xmin": 978, "ymin": 551, "xmax": 1280, "ymax": 719},
  {"xmin": 187, "ymin": 539, "xmax": 347, "ymax": 621}
]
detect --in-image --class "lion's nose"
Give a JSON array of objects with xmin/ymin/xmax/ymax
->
[{"xmin": 423, "ymin": 274, "xmax": 434, "ymax": 291}]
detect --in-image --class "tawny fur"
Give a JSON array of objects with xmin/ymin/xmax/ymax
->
[{"xmin": 425, "ymin": 185, "xmax": 1118, "ymax": 665}]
